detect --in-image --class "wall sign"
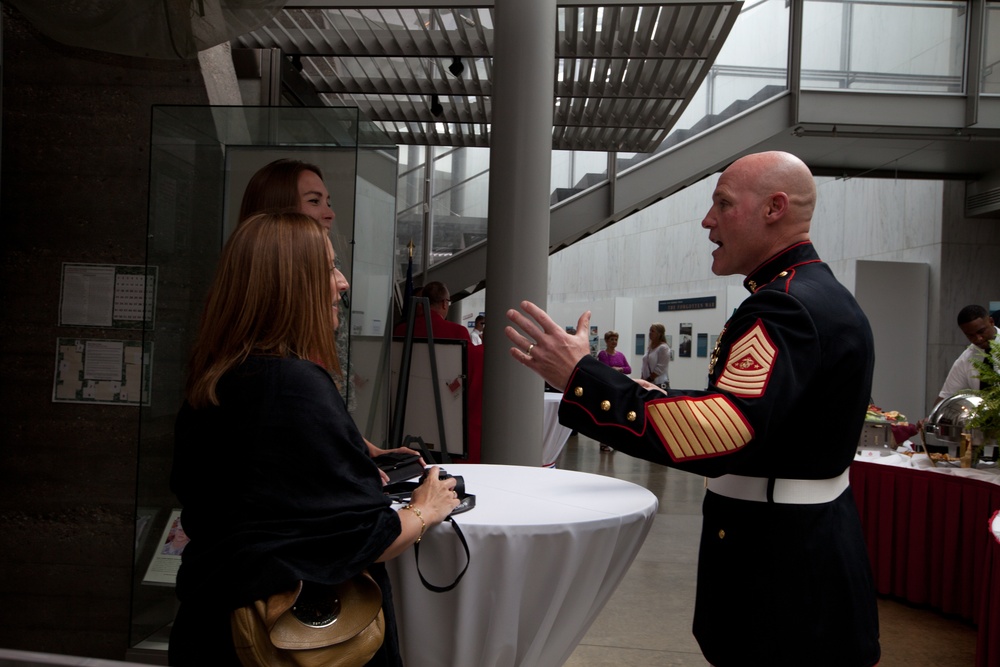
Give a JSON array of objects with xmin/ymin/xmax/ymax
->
[
  {"xmin": 658, "ymin": 297, "xmax": 716, "ymax": 311},
  {"xmin": 52, "ymin": 338, "xmax": 152, "ymax": 405},
  {"xmin": 59, "ymin": 263, "xmax": 157, "ymax": 329}
]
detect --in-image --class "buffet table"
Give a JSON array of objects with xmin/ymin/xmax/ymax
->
[
  {"xmin": 542, "ymin": 392, "xmax": 573, "ymax": 467},
  {"xmin": 850, "ymin": 455, "xmax": 1000, "ymax": 667},
  {"xmin": 386, "ymin": 464, "xmax": 658, "ymax": 667}
]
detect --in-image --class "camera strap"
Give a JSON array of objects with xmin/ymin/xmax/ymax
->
[
  {"xmin": 385, "ymin": 482, "xmax": 475, "ymax": 593},
  {"xmin": 414, "ymin": 514, "xmax": 470, "ymax": 592}
]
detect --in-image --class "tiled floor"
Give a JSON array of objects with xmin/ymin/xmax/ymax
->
[{"xmin": 556, "ymin": 434, "xmax": 978, "ymax": 667}]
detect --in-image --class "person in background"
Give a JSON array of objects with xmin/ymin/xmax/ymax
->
[
  {"xmin": 640, "ymin": 323, "xmax": 671, "ymax": 390},
  {"xmin": 471, "ymin": 315, "xmax": 485, "ymax": 346},
  {"xmin": 393, "ymin": 281, "xmax": 471, "ymax": 343},
  {"xmin": 239, "ymin": 158, "xmax": 422, "ymax": 480},
  {"xmin": 596, "ymin": 330, "xmax": 631, "ymax": 452},
  {"xmin": 598, "ymin": 330, "xmax": 631, "ymax": 375},
  {"xmin": 168, "ymin": 212, "xmax": 459, "ymax": 666},
  {"xmin": 505, "ymin": 151, "xmax": 880, "ymax": 667},
  {"xmin": 932, "ymin": 304, "xmax": 998, "ymax": 408}
]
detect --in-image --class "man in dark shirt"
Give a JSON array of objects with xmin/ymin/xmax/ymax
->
[{"xmin": 505, "ymin": 151, "xmax": 880, "ymax": 667}]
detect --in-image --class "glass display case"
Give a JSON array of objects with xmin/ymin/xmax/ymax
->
[{"xmin": 127, "ymin": 106, "xmax": 398, "ymax": 662}]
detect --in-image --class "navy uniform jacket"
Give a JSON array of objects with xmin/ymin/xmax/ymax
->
[{"xmin": 560, "ymin": 242, "xmax": 880, "ymax": 667}]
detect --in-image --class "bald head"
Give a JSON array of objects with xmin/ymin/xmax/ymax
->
[
  {"xmin": 702, "ymin": 151, "xmax": 816, "ymax": 276},
  {"xmin": 729, "ymin": 151, "xmax": 816, "ymax": 224}
]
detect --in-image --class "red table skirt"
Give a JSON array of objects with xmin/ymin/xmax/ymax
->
[{"xmin": 850, "ymin": 461, "xmax": 1000, "ymax": 667}]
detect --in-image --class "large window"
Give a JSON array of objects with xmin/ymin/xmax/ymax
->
[{"xmin": 802, "ymin": 0, "xmax": 966, "ymax": 92}]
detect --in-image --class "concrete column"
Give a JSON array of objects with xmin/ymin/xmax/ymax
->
[
  {"xmin": 197, "ymin": 42, "xmax": 242, "ymax": 105},
  {"xmin": 451, "ymin": 145, "xmax": 466, "ymax": 216},
  {"xmin": 481, "ymin": 0, "xmax": 556, "ymax": 465}
]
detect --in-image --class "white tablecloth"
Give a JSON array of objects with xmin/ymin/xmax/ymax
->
[
  {"xmin": 542, "ymin": 393, "xmax": 573, "ymax": 467},
  {"xmin": 386, "ymin": 464, "xmax": 658, "ymax": 667},
  {"xmin": 854, "ymin": 450, "xmax": 1000, "ymax": 486}
]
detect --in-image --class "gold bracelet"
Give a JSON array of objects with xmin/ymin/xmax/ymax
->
[{"xmin": 402, "ymin": 504, "xmax": 426, "ymax": 543}]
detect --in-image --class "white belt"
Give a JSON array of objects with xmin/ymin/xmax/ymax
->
[{"xmin": 706, "ymin": 469, "xmax": 850, "ymax": 505}]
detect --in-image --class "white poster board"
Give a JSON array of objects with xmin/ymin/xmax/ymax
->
[{"xmin": 390, "ymin": 339, "xmax": 468, "ymax": 459}]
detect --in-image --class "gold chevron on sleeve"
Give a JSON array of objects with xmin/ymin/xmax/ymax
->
[
  {"xmin": 646, "ymin": 396, "xmax": 753, "ymax": 461},
  {"xmin": 715, "ymin": 321, "xmax": 776, "ymax": 398}
]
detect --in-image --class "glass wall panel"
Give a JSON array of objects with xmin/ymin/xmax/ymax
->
[
  {"xmin": 671, "ymin": 0, "xmax": 790, "ymax": 135},
  {"xmin": 130, "ymin": 106, "xmax": 397, "ymax": 659},
  {"xmin": 985, "ymin": 2, "xmax": 1000, "ymax": 94},
  {"xmin": 395, "ymin": 146, "xmax": 492, "ymax": 274},
  {"xmin": 401, "ymin": 146, "xmax": 490, "ymax": 269},
  {"xmin": 802, "ymin": 0, "xmax": 966, "ymax": 92},
  {"xmin": 434, "ymin": 171, "xmax": 490, "ymax": 221},
  {"xmin": 396, "ymin": 145, "xmax": 426, "ymax": 214},
  {"xmin": 431, "ymin": 146, "xmax": 491, "ymax": 218},
  {"xmin": 550, "ymin": 150, "xmax": 609, "ymax": 200},
  {"xmin": 395, "ymin": 145, "xmax": 426, "ymax": 282},
  {"xmin": 550, "ymin": 150, "xmax": 574, "ymax": 192}
]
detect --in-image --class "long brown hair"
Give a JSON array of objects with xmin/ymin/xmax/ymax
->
[
  {"xmin": 185, "ymin": 212, "xmax": 340, "ymax": 408},
  {"xmin": 238, "ymin": 158, "xmax": 324, "ymax": 223}
]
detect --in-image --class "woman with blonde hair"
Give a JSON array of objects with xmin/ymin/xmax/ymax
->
[
  {"xmin": 168, "ymin": 212, "xmax": 459, "ymax": 666},
  {"xmin": 641, "ymin": 323, "xmax": 671, "ymax": 390}
]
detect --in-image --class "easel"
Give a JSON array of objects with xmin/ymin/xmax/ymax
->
[{"xmin": 389, "ymin": 296, "xmax": 452, "ymax": 464}]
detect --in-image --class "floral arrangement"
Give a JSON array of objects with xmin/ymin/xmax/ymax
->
[{"xmin": 967, "ymin": 338, "xmax": 1000, "ymax": 452}]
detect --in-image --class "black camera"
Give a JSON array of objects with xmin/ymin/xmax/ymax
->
[{"xmin": 421, "ymin": 468, "xmax": 465, "ymax": 497}]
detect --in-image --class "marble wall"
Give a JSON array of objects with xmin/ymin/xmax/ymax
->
[{"xmin": 0, "ymin": 5, "xmax": 209, "ymax": 659}]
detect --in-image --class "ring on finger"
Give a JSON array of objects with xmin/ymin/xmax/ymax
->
[{"xmin": 526, "ymin": 344, "xmax": 535, "ymax": 356}]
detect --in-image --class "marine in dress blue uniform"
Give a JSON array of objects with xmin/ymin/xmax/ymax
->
[{"xmin": 559, "ymin": 241, "xmax": 879, "ymax": 667}]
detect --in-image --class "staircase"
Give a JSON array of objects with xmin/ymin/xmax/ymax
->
[{"xmin": 419, "ymin": 84, "xmax": 795, "ymax": 297}]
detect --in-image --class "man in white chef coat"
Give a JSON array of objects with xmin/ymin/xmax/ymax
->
[{"xmin": 934, "ymin": 304, "xmax": 998, "ymax": 407}]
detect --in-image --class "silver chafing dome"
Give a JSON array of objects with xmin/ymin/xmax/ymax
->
[{"xmin": 924, "ymin": 393, "xmax": 983, "ymax": 442}]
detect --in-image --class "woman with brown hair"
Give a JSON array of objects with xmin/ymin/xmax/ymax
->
[
  {"xmin": 168, "ymin": 212, "xmax": 459, "ymax": 666},
  {"xmin": 238, "ymin": 158, "xmax": 335, "ymax": 231},
  {"xmin": 239, "ymin": 157, "xmax": 421, "ymax": 477}
]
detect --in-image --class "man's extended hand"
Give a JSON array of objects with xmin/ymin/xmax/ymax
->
[{"xmin": 505, "ymin": 301, "xmax": 591, "ymax": 390}]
